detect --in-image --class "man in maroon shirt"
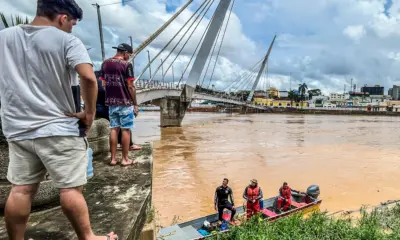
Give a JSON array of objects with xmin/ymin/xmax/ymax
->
[{"xmin": 100, "ymin": 43, "xmax": 138, "ymax": 166}]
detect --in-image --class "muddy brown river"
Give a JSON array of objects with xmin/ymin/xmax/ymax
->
[{"xmin": 133, "ymin": 112, "xmax": 400, "ymax": 226}]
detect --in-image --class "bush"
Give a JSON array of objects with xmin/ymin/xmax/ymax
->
[{"xmin": 211, "ymin": 205, "xmax": 400, "ymax": 240}]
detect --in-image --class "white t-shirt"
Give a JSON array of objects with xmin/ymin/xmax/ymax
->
[{"xmin": 0, "ymin": 25, "xmax": 92, "ymax": 141}]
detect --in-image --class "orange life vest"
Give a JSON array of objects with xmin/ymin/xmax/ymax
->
[
  {"xmin": 246, "ymin": 186, "xmax": 260, "ymax": 201},
  {"xmin": 280, "ymin": 186, "xmax": 291, "ymax": 199}
]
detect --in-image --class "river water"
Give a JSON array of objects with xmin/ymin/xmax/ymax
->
[{"xmin": 133, "ymin": 112, "xmax": 400, "ymax": 227}]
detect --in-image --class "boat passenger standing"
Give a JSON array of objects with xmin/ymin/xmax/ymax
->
[
  {"xmin": 214, "ymin": 178, "xmax": 236, "ymax": 223},
  {"xmin": 243, "ymin": 179, "xmax": 263, "ymax": 219},
  {"xmin": 277, "ymin": 182, "xmax": 292, "ymax": 212}
]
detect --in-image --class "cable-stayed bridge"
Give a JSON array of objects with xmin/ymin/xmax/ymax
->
[{"xmin": 130, "ymin": 0, "xmax": 276, "ymax": 127}]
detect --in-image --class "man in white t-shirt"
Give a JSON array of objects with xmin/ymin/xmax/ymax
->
[{"xmin": 0, "ymin": 1, "xmax": 117, "ymax": 239}]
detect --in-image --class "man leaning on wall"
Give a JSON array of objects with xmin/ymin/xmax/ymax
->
[{"xmin": 0, "ymin": 0, "xmax": 117, "ymax": 239}]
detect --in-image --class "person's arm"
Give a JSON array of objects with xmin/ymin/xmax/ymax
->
[
  {"xmin": 126, "ymin": 63, "xmax": 138, "ymax": 114},
  {"xmin": 99, "ymin": 63, "xmax": 106, "ymax": 90},
  {"xmin": 229, "ymin": 188, "xmax": 235, "ymax": 206},
  {"xmin": 243, "ymin": 187, "xmax": 249, "ymax": 201},
  {"xmin": 214, "ymin": 188, "xmax": 219, "ymax": 210},
  {"xmin": 65, "ymin": 37, "xmax": 97, "ymax": 133},
  {"xmin": 76, "ymin": 64, "xmax": 97, "ymax": 117},
  {"xmin": 257, "ymin": 188, "xmax": 263, "ymax": 201}
]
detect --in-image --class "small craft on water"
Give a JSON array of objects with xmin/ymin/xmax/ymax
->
[{"xmin": 157, "ymin": 184, "xmax": 322, "ymax": 240}]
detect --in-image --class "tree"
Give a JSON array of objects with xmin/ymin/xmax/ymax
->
[
  {"xmin": 288, "ymin": 90, "xmax": 295, "ymax": 107},
  {"xmin": 308, "ymin": 89, "xmax": 321, "ymax": 100},
  {"xmin": 0, "ymin": 13, "xmax": 30, "ymax": 28},
  {"xmin": 298, "ymin": 83, "xmax": 308, "ymax": 108}
]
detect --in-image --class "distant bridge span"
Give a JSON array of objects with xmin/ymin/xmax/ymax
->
[{"xmin": 136, "ymin": 88, "xmax": 266, "ymax": 110}]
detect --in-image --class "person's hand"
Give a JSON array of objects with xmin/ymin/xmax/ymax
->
[
  {"xmin": 65, "ymin": 111, "xmax": 95, "ymax": 136},
  {"xmin": 232, "ymin": 206, "xmax": 235, "ymax": 210},
  {"xmin": 134, "ymin": 105, "xmax": 139, "ymax": 117}
]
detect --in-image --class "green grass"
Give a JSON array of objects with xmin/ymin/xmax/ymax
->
[{"xmin": 210, "ymin": 204, "xmax": 400, "ymax": 240}]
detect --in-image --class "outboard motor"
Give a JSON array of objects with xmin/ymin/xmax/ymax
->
[{"xmin": 306, "ymin": 185, "xmax": 320, "ymax": 199}]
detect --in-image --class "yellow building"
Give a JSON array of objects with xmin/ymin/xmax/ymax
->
[
  {"xmin": 253, "ymin": 98, "xmax": 309, "ymax": 108},
  {"xmin": 266, "ymin": 88, "xmax": 279, "ymax": 98}
]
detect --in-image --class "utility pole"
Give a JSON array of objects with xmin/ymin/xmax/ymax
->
[
  {"xmin": 172, "ymin": 64, "xmax": 175, "ymax": 83},
  {"xmin": 289, "ymin": 72, "xmax": 292, "ymax": 91},
  {"xmin": 146, "ymin": 50, "xmax": 152, "ymax": 79},
  {"xmin": 350, "ymin": 78, "xmax": 353, "ymax": 93},
  {"xmin": 128, "ymin": 36, "xmax": 135, "ymax": 73},
  {"xmin": 93, "ymin": 3, "xmax": 105, "ymax": 61},
  {"xmin": 129, "ymin": 36, "xmax": 133, "ymax": 49}
]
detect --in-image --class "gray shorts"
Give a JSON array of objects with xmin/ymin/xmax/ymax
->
[{"xmin": 7, "ymin": 136, "xmax": 88, "ymax": 189}]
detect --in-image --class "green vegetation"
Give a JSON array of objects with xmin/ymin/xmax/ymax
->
[
  {"xmin": 211, "ymin": 204, "xmax": 400, "ymax": 240},
  {"xmin": 146, "ymin": 207, "xmax": 156, "ymax": 224},
  {"xmin": 0, "ymin": 12, "xmax": 30, "ymax": 28}
]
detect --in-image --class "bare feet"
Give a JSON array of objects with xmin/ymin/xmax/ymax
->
[
  {"xmin": 129, "ymin": 144, "xmax": 142, "ymax": 151},
  {"xmin": 121, "ymin": 159, "xmax": 136, "ymax": 167},
  {"xmin": 109, "ymin": 158, "xmax": 118, "ymax": 166},
  {"xmin": 90, "ymin": 232, "xmax": 118, "ymax": 239}
]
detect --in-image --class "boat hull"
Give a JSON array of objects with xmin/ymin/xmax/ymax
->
[{"xmin": 157, "ymin": 195, "xmax": 322, "ymax": 240}]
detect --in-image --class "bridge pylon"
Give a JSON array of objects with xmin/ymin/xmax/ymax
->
[{"xmin": 159, "ymin": 0, "xmax": 232, "ymax": 127}]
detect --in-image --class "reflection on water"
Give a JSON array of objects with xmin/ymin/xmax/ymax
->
[{"xmin": 133, "ymin": 112, "xmax": 400, "ymax": 226}]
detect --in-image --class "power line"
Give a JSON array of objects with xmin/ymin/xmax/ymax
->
[{"xmin": 95, "ymin": 0, "xmax": 134, "ymax": 7}]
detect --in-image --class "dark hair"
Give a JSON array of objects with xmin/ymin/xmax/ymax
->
[
  {"xmin": 283, "ymin": 182, "xmax": 288, "ymax": 186},
  {"xmin": 37, "ymin": 0, "xmax": 83, "ymax": 21},
  {"xmin": 223, "ymin": 178, "xmax": 229, "ymax": 183}
]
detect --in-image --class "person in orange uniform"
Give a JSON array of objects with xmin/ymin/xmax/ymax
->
[
  {"xmin": 277, "ymin": 182, "xmax": 292, "ymax": 212},
  {"xmin": 243, "ymin": 179, "xmax": 263, "ymax": 219}
]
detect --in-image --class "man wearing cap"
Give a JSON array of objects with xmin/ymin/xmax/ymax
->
[
  {"xmin": 243, "ymin": 179, "xmax": 263, "ymax": 219},
  {"xmin": 0, "ymin": 0, "xmax": 117, "ymax": 239},
  {"xmin": 99, "ymin": 43, "xmax": 138, "ymax": 166}
]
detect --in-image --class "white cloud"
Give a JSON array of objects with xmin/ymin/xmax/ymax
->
[
  {"xmin": 343, "ymin": 25, "xmax": 366, "ymax": 42},
  {"xmin": 2, "ymin": 0, "xmax": 400, "ymax": 95}
]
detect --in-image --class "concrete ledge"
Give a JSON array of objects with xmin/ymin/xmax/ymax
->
[{"xmin": 0, "ymin": 143, "xmax": 153, "ymax": 240}]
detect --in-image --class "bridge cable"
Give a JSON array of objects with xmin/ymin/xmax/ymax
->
[
  {"xmin": 219, "ymin": 58, "xmax": 264, "ymax": 93},
  {"xmin": 160, "ymin": 0, "xmax": 215, "ymax": 85},
  {"xmin": 135, "ymin": 0, "xmax": 209, "ymax": 82},
  {"xmin": 214, "ymin": 61, "xmax": 262, "ymax": 100},
  {"xmin": 177, "ymin": 0, "xmax": 217, "ymax": 86},
  {"xmin": 205, "ymin": 0, "xmax": 235, "ymax": 90},
  {"xmin": 198, "ymin": 24, "xmax": 222, "ymax": 88},
  {"xmin": 221, "ymin": 56, "xmax": 265, "ymax": 91},
  {"xmin": 147, "ymin": 0, "xmax": 215, "ymax": 85},
  {"xmin": 220, "ymin": 60, "xmax": 263, "ymax": 93}
]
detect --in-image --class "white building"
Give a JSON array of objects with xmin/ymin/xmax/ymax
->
[
  {"xmin": 279, "ymin": 91, "xmax": 289, "ymax": 98},
  {"xmin": 329, "ymin": 93, "xmax": 345, "ymax": 101}
]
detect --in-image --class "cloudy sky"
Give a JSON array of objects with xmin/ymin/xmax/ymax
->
[{"xmin": 1, "ymin": 0, "xmax": 399, "ymax": 95}]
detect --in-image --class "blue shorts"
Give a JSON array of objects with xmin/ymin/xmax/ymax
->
[{"xmin": 108, "ymin": 106, "xmax": 134, "ymax": 129}]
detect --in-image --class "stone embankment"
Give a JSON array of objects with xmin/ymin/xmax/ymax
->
[{"xmin": 0, "ymin": 119, "xmax": 153, "ymax": 240}]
